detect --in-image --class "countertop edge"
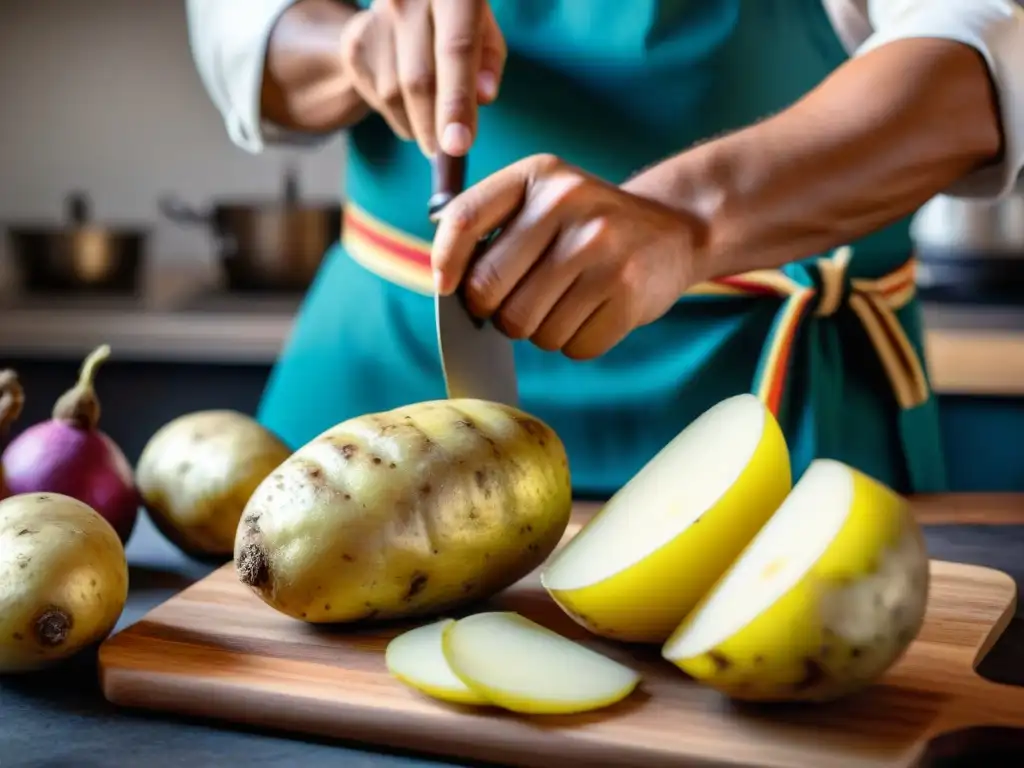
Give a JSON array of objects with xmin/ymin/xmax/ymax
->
[{"xmin": 0, "ymin": 301, "xmax": 1021, "ymax": 396}]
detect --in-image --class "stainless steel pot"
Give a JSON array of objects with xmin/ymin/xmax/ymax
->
[
  {"xmin": 4, "ymin": 193, "xmax": 149, "ymax": 294},
  {"xmin": 159, "ymin": 170, "xmax": 342, "ymax": 292},
  {"xmin": 911, "ymin": 193, "xmax": 1024, "ymax": 304}
]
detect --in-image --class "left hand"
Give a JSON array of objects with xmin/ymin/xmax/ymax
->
[{"xmin": 431, "ymin": 154, "xmax": 705, "ymax": 359}]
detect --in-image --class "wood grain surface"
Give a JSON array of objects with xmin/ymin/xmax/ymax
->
[{"xmin": 99, "ymin": 502, "xmax": 1024, "ymax": 768}]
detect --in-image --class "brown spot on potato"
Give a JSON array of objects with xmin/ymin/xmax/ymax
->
[
  {"xmin": 339, "ymin": 443, "xmax": 357, "ymax": 458},
  {"xmin": 455, "ymin": 419, "xmax": 476, "ymax": 429},
  {"xmin": 17, "ymin": 528, "xmax": 33, "ymax": 537},
  {"xmin": 342, "ymin": 553, "xmax": 354, "ymax": 562},
  {"xmin": 405, "ymin": 573, "xmax": 429, "ymax": 601},
  {"xmin": 708, "ymin": 651, "xmax": 731, "ymax": 672},
  {"xmin": 372, "ymin": 456, "xmax": 382, "ymax": 465},
  {"xmin": 12, "ymin": 632, "xmax": 23, "ymax": 641},
  {"xmin": 324, "ymin": 603, "xmax": 331, "ymax": 611},
  {"xmin": 34, "ymin": 606, "xmax": 72, "ymax": 647},
  {"xmin": 792, "ymin": 658, "xmax": 827, "ymax": 692},
  {"xmin": 344, "ymin": 493, "xmax": 352, "ymax": 500},
  {"xmin": 177, "ymin": 462, "xmax": 191, "ymax": 476},
  {"xmin": 851, "ymin": 646, "xmax": 863, "ymax": 659},
  {"xmin": 389, "ymin": 462, "xmax": 397, "ymax": 469},
  {"xmin": 420, "ymin": 483, "xmax": 432, "ymax": 495},
  {"xmin": 753, "ymin": 655, "xmax": 764, "ymax": 665},
  {"xmin": 236, "ymin": 543, "xmax": 270, "ymax": 588},
  {"xmin": 462, "ymin": 581, "xmax": 476, "ymax": 593},
  {"xmin": 519, "ymin": 524, "xmax": 533, "ymax": 535}
]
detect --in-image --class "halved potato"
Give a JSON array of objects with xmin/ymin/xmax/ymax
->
[
  {"xmin": 541, "ymin": 394, "xmax": 791, "ymax": 643},
  {"xmin": 662, "ymin": 459, "xmax": 930, "ymax": 702}
]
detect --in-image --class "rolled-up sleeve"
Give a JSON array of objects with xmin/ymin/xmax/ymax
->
[
  {"xmin": 852, "ymin": 0, "xmax": 1024, "ymax": 199},
  {"xmin": 186, "ymin": 0, "xmax": 328, "ymax": 153}
]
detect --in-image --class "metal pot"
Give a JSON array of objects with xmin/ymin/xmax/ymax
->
[
  {"xmin": 158, "ymin": 170, "xmax": 342, "ymax": 292},
  {"xmin": 5, "ymin": 193, "xmax": 148, "ymax": 294},
  {"xmin": 911, "ymin": 194, "xmax": 1024, "ymax": 305}
]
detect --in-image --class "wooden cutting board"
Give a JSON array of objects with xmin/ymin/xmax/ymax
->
[{"xmin": 99, "ymin": 512, "xmax": 1024, "ymax": 768}]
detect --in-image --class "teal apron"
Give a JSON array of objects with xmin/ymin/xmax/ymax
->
[{"xmin": 257, "ymin": 0, "xmax": 947, "ymax": 497}]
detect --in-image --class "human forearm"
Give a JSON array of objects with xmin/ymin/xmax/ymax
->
[
  {"xmin": 625, "ymin": 37, "xmax": 1003, "ymax": 282},
  {"xmin": 261, "ymin": 0, "xmax": 369, "ymax": 133}
]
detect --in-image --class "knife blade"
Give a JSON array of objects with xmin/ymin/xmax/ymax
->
[{"xmin": 429, "ymin": 152, "xmax": 519, "ymax": 406}]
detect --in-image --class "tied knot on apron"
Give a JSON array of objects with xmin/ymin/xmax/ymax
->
[{"xmin": 693, "ymin": 245, "xmax": 929, "ymax": 416}]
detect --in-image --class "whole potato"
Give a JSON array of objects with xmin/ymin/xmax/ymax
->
[
  {"xmin": 0, "ymin": 492, "xmax": 128, "ymax": 673},
  {"xmin": 235, "ymin": 399, "xmax": 572, "ymax": 623},
  {"xmin": 136, "ymin": 410, "xmax": 292, "ymax": 560}
]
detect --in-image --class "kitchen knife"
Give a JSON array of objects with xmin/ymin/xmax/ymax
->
[{"xmin": 429, "ymin": 152, "xmax": 519, "ymax": 406}]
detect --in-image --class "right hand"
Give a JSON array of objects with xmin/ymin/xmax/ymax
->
[{"xmin": 340, "ymin": 0, "xmax": 507, "ymax": 157}]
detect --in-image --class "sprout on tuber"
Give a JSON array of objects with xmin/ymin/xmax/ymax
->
[{"xmin": 1, "ymin": 345, "xmax": 139, "ymax": 543}]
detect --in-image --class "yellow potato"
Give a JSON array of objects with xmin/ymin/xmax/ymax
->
[
  {"xmin": 136, "ymin": 410, "xmax": 292, "ymax": 559},
  {"xmin": 441, "ymin": 612, "xmax": 641, "ymax": 714},
  {"xmin": 235, "ymin": 399, "xmax": 572, "ymax": 623},
  {"xmin": 541, "ymin": 394, "xmax": 791, "ymax": 643},
  {"xmin": 662, "ymin": 459, "xmax": 930, "ymax": 702},
  {"xmin": 0, "ymin": 492, "xmax": 128, "ymax": 673},
  {"xmin": 386, "ymin": 619, "xmax": 490, "ymax": 705}
]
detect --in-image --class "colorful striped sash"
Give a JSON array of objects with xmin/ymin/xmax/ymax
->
[{"xmin": 342, "ymin": 202, "xmax": 930, "ymax": 425}]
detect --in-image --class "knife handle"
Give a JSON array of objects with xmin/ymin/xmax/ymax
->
[{"xmin": 428, "ymin": 152, "xmax": 467, "ymax": 222}]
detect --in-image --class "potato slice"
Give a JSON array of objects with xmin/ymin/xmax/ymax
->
[
  {"xmin": 662, "ymin": 459, "xmax": 930, "ymax": 702},
  {"xmin": 441, "ymin": 612, "xmax": 641, "ymax": 715},
  {"xmin": 386, "ymin": 619, "xmax": 489, "ymax": 705},
  {"xmin": 541, "ymin": 393, "xmax": 791, "ymax": 643}
]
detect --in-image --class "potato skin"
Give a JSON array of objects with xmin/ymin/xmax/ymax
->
[
  {"xmin": 235, "ymin": 399, "xmax": 572, "ymax": 623},
  {"xmin": 136, "ymin": 410, "xmax": 293, "ymax": 559},
  {"xmin": 0, "ymin": 492, "xmax": 128, "ymax": 673}
]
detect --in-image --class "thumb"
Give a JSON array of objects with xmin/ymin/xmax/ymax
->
[{"xmin": 476, "ymin": 7, "xmax": 506, "ymax": 105}]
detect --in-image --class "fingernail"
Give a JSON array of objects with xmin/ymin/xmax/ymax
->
[
  {"xmin": 433, "ymin": 269, "xmax": 444, "ymax": 294},
  {"xmin": 441, "ymin": 123, "xmax": 472, "ymax": 156},
  {"xmin": 477, "ymin": 71, "xmax": 498, "ymax": 101}
]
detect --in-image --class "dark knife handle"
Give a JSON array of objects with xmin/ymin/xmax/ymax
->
[{"xmin": 428, "ymin": 152, "xmax": 467, "ymax": 222}]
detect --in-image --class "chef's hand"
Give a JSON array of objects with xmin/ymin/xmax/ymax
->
[
  {"xmin": 431, "ymin": 154, "xmax": 706, "ymax": 360},
  {"xmin": 339, "ymin": 0, "xmax": 506, "ymax": 157}
]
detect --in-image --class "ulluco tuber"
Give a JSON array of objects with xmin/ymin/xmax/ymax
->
[
  {"xmin": 0, "ymin": 369, "xmax": 25, "ymax": 500},
  {"xmin": 1, "ymin": 345, "xmax": 139, "ymax": 543}
]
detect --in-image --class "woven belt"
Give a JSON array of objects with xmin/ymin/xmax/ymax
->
[{"xmin": 342, "ymin": 202, "xmax": 929, "ymax": 423}]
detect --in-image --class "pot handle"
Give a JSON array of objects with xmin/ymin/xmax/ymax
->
[
  {"xmin": 158, "ymin": 194, "xmax": 211, "ymax": 226},
  {"xmin": 283, "ymin": 166, "xmax": 300, "ymax": 205},
  {"xmin": 66, "ymin": 192, "xmax": 91, "ymax": 225}
]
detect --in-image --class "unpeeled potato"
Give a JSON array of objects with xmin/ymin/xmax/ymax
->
[
  {"xmin": 136, "ymin": 410, "xmax": 292, "ymax": 560},
  {"xmin": 234, "ymin": 399, "xmax": 572, "ymax": 623},
  {"xmin": 0, "ymin": 492, "xmax": 128, "ymax": 673}
]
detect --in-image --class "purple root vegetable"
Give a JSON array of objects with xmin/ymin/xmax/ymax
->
[{"xmin": 1, "ymin": 345, "xmax": 139, "ymax": 543}]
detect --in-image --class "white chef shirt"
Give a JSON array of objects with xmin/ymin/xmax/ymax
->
[{"xmin": 184, "ymin": 0, "xmax": 1024, "ymax": 200}]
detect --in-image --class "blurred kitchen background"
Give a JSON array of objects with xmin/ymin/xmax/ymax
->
[{"xmin": 1, "ymin": 0, "xmax": 1024, "ymax": 493}]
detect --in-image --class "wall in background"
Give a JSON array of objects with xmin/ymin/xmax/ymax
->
[{"xmin": 0, "ymin": 0, "xmax": 345, "ymax": 274}]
